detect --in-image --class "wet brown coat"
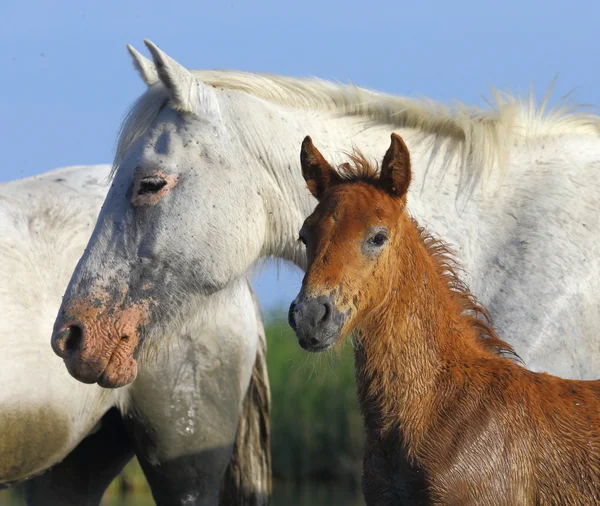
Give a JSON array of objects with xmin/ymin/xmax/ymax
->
[{"xmin": 298, "ymin": 134, "xmax": 600, "ymax": 505}]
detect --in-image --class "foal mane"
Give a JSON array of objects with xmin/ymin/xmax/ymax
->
[
  {"xmin": 335, "ymin": 150, "xmax": 520, "ymax": 363},
  {"xmin": 417, "ymin": 226, "xmax": 520, "ymax": 362}
]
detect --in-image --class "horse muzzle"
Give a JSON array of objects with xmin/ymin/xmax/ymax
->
[{"xmin": 51, "ymin": 297, "xmax": 151, "ymax": 388}]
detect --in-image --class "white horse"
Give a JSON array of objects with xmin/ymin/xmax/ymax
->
[
  {"xmin": 0, "ymin": 165, "xmax": 271, "ymax": 506},
  {"xmin": 49, "ymin": 37, "xmax": 600, "ymax": 494}
]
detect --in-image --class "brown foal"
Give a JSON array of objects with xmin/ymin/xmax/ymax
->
[{"xmin": 288, "ymin": 133, "xmax": 600, "ymax": 505}]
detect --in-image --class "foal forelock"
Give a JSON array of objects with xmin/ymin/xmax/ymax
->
[{"xmin": 112, "ymin": 69, "xmax": 600, "ymax": 192}]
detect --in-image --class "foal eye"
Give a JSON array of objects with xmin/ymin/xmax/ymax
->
[
  {"xmin": 367, "ymin": 233, "xmax": 388, "ymax": 247},
  {"xmin": 138, "ymin": 176, "xmax": 167, "ymax": 195}
]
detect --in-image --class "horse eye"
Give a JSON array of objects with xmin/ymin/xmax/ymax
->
[
  {"xmin": 367, "ymin": 233, "xmax": 388, "ymax": 247},
  {"xmin": 298, "ymin": 234, "xmax": 307, "ymax": 246},
  {"xmin": 138, "ymin": 176, "xmax": 167, "ymax": 195}
]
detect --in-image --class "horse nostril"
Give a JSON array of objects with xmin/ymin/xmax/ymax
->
[
  {"xmin": 310, "ymin": 337, "xmax": 319, "ymax": 346},
  {"xmin": 64, "ymin": 325, "xmax": 83, "ymax": 353},
  {"xmin": 54, "ymin": 325, "xmax": 84, "ymax": 357}
]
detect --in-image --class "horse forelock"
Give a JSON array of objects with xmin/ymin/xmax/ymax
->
[{"xmin": 112, "ymin": 84, "xmax": 169, "ymax": 180}]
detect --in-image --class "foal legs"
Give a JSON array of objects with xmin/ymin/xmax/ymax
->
[{"xmin": 23, "ymin": 408, "xmax": 134, "ymax": 506}]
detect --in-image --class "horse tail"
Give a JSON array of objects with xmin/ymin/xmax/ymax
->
[{"xmin": 219, "ymin": 283, "xmax": 272, "ymax": 505}]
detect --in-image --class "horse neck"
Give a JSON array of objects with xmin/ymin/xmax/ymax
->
[
  {"xmin": 236, "ymin": 101, "xmax": 414, "ymax": 268},
  {"xmin": 235, "ymin": 95, "xmax": 566, "ymax": 275},
  {"xmin": 353, "ymin": 214, "xmax": 496, "ymax": 453}
]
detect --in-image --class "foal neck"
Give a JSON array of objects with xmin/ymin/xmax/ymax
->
[{"xmin": 354, "ymin": 214, "xmax": 512, "ymax": 444}]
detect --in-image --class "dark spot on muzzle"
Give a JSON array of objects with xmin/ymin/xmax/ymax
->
[{"xmin": 288, "ymin": 295, "xmax": 345, "ymax": 352}]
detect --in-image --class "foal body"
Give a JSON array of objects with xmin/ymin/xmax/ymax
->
[
  {"xmin": 289, "ymin": 134, "xmax": 600, "ymax": 505},
  {"xmin": 353, "ymin": 224, "xmax": 600, "ymax": 505}
]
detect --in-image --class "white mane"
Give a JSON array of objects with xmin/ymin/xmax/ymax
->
[{"xmin": 114, "ymin": 70, "xmax": 600, "ymax": 187}]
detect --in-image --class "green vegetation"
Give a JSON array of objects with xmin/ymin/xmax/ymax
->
[
  {"xmin": 0, "ymin": 313, "xmax": 364, "ymax": 505},
  {"xmin": 266, "ymin": 315, "xmax": 364, "ymax": 484}
]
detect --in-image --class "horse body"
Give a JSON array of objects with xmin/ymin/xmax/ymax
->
[
  {"xmin": 0, "ymin": 165, "xmax": 118, "ymax": 483},
  {"xmin": 290, "ymin": 135, "xmax": 600, "ymax": 505},
  {"xmin": 406, "ymin": 133, "xmax": 600, "ymax": 379},
  {"xmin": 0, "ymin": 165, "xmax": 270, "ymax": 505}
]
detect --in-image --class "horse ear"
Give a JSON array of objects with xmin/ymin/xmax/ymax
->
[
  {"xmin": 300, "ymin": 137, "xmax": 342, "ymax": 200},
  {"xmin": 126, "ymin": 44, "xmax": 158, "ymax": 86},
  {"xmin": 380, "ymin": 133, "xmax": 411, "ymax": 198},
  {"xmin": 143, "ymin": 40, "xmax": 220, "ymax": 118}
]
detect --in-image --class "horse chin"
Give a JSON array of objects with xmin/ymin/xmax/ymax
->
[
  {"xmin": 96, "ymin": 339, "xmax": 139, "ymax": 388},
  {"xmin": 97, "ymin": 354, "xmax": 138, "ymax": 389},
  {"xmin": 63, "ymin": 338, "xmax": 139, "ymax": 389},
  {"xmin": 63, "ymin": 360, "xmax": 103, "ymax": 385}
]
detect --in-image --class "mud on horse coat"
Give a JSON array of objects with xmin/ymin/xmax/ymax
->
[{"xmin": 289, "ymin": 134, "xmax": 600, "ymax": 505}]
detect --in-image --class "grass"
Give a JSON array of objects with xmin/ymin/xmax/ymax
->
[
  {"xmin": 266, "ymin": 314, "xmax": 364, "ymax": 483},
  {"xmin": 0, "ymin": 312, "xmax": 364, "ymax": 504}
]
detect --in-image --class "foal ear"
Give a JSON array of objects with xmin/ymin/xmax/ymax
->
[
  {"xmin": 380, "ymin": 133, "xmax": 412, "ymax": 198},
  {"xmin": 300, "ymin": 136, "xmax": 342, "ymax": 200}
]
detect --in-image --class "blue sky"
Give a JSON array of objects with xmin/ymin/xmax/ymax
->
[{"xmin": 2, "ymin": 0, "xmax": 599, "ymax": 313}]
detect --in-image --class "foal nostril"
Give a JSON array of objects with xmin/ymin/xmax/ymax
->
[
  {"xmin": 53, "ymin": 325, "xmax": 84, "ymax": 357},
  {"xmin": 312, "ymin": 300, "xmax": 332, "ymax": 326},
  {"xmin": 321, "ymin": 300, "xmax": 332, "ymax": 322},
  {"xmin": 310, "ymin": 337, "xmax": 319, "ymax": 346},
  {"xmin": 295, "ymin": 297, "xmax": 335, "ymax": 329},
  {"xmin": 288, "ymin": 302, "xmax": 297, "ymax": 330}
]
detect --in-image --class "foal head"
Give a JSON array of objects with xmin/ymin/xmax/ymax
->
[{"xmin": 289, "ymin": 133, "xmax": 412, "ymax": 351}]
